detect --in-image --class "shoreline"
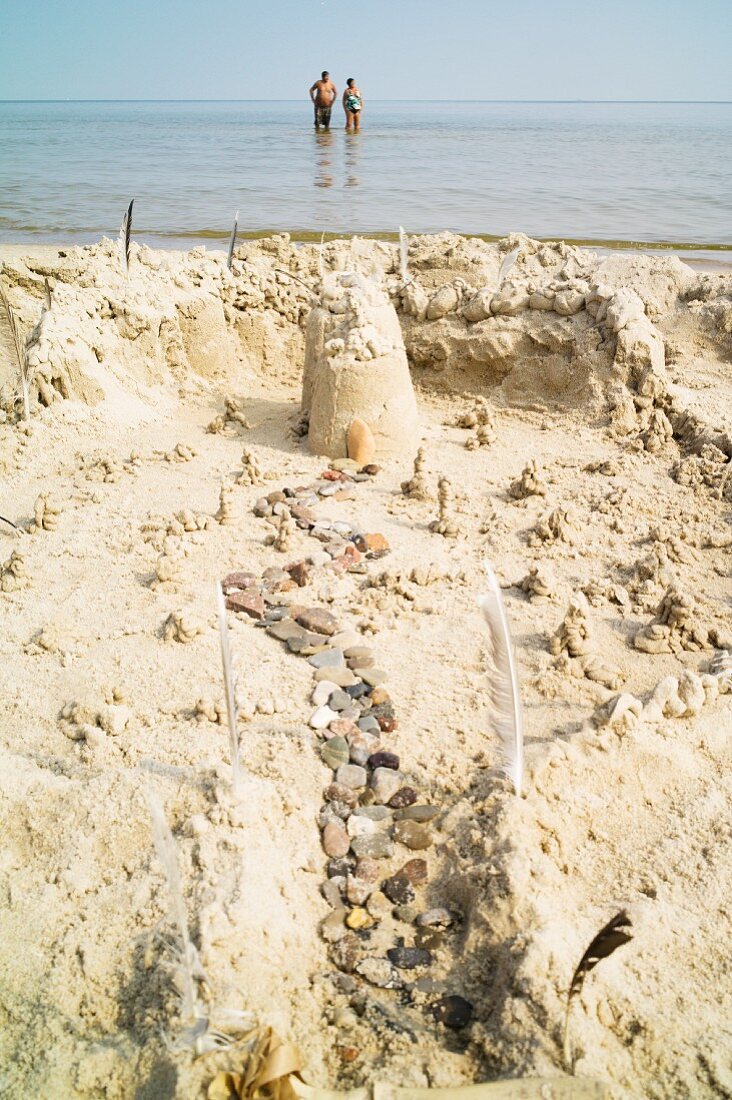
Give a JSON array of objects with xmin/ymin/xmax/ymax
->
[{"xmin": 2, "ymin": 237, "xmax": 731, "ymax": 273}]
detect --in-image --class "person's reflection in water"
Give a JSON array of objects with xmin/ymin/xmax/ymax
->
[
  {"xmin": 314, "ymin": 130, "xmax": 334, "ymax": 189},
  {"xmin": 344, "ymin": 131, "xmax": 361, "ymax": 188}
]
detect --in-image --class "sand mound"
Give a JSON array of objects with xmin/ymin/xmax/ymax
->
[{"xmin": 0, "ymin": 235, "xmax": 731, "ymax": 1099}]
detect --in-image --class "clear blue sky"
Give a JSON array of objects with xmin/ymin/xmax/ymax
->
[{"xmin": 1, "ymin": 0, "xmax": 731, "ymax": 101}]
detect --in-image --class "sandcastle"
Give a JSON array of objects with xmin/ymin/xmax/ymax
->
[{"xmin": 302, "ymin": 272, "xmax": 419, "ymax": 460}]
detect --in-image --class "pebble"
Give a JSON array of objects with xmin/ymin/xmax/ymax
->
[
  {"xmin": 401, "ymin": 858, "xmax": 429, "ymax": 885},
  {"xmin": 346, "ymin": 814, "xmax": 377, "ymax": 839},
  {"xmin": 330, "ymin": 458, "xmax": 360, "ymax": 473},
  {"xmin": 321, "ymin": 880, "xmax": 345, "ymax": 909},
  {"xmin": 336, "ymin": 764, "xmax": 368, "ymax": 790},
  {"xmin": 348, "ymin": 654, "xmax": 374, "ymax": 669},
  {"xmin": 310, "ymin": 705, "xmax": 339, "ymax": 730},
  {"xmin": 296, "ymin": 607, "xmax": 340, "ymax": 636},
  {"xmin": 253, "ymin": 497, "xmax": 271, "ymax": 516},
  {"xmin": 431, "ymin": 994, "xmax": 473, "ymax": 1030},
  {"xmin": 267, "ymin": 618, "xmax": 304, "ymax": 642},
  {"xmin": 358, "ymin": 788, "xmax": 376, "ymax": 807},
  {"xmin": 314, "ymin": 667, "xmax": 358, "ymax": 687},
  {"xmin": 344, "ymin": 645, "xmax": 375, "ymax": 663},
  {"xmin": 394, "ymin": 804, "xmax": 439, "ymax": 823},
  {"xmin": 377, "ymin": 716, "xmax": 398, "ymax": 733},
  {"xmin": 368, "ymin": 751, "xmax": 400, "ymax": 770},
  {"xmin": 324, "ymin": 800, "xmax": 352, "ymax": 821},
  {"xmin": 324, "ymin": 783, "xmax": 359, "ymax": 807},
  {"xmin": 356, "ymin": 668, "xmax": 388, "ymax": 687},
  {"xmin": 382, "ymin": 872, "xmax": 415, "ymax": 905},
  {"xmin": 309, "ymin": 648, "xmax": 345, "ymax": 669},
  {"xmin": 346, "ymin": 876, "xmax": 375, "ymax": 905},
  {"xmin": 388, "ymin": 787, "xmax": 418, "ymax": 809},
  {"xmin": 330, "ymin": 934, "xmax": 361, "ymax": 973},
  {"xmin": 322, "ymin": 822, "xmax": 350, "ymax": 858},
  {"xmin": 286, "ymin": 561, "xmax": 311, "ymax": 587},
  {"xmin": 288, "ymin": 631, "xmax": 328, "ymax": 654},
  {"xmin": 355, "ymin": 958, "xmax": 397, "ymax": 988},
  {"xmin": 313, "ymin": 680, "xmax": 339, "ymax": 706},
  {"xmin": 329, "ymin": 689, "xmax": 352, "ymax": 711},
  {"xmin": 387, "ymin": 946, "xmax": 432, "ymax": 970},
  {"xmin": 310, "ymin": 551, "xmax": 332, "ymax": 568},
  {"xmin": 354, "ymin": 857, "xmax": 381, "ymax": 882},
  {"xmin": 327, "ymin": 856, "xmax": 356, "ymax": 878},
  {"xmin": 350, "ymin": 833, "xmax": 393, "ymax": 859},
  {"xmin": 415, "ymin": 927, "xmax": 444, "ymax": 951},
  {"xmin": 331, "ymin": 631, "xmax": 363, "ymax": 650},
  {"xmin": 290, "ymin": 504, "xmax": 317, "ymax": 526},
  {"xmin": 363, "ymin": 533, "xmax": 390, "ymax": 557},
  {"xmin": 367, "ymin": 686, "xmax": 387, "ymax": 704},
  {"xmin": 370, "ymin": 767, "xmax": 405, "ymax": 804},
  {"xmin": 320, "ymin": 910, "xmax": 347, "ymax": 943},
  {"xmin": 366, "ymin": 890, "xmax": 391, "ymax": 922},
  {"xmin": 416, "ymin": 908, "xmax": 454, "ymax": 927},
  {"xmin": 393, "ymin": 821, "xmax": 433, "ymax": 850},
  {"xmin": 321, "ymin": 737, "xmax": 350, "ymax": 770},
  {"xmin": 226, "ymin": 591, "xmax": 265, "ymax": 619},
  {"xmin": 345, "ymin": 907, "xmax": 375, "ymax": 931},
  {"xmin": 393, "ymin": 905, "xmax": 419, "ymax": 923},
  {"xmin": 348, "ymin": 729, "xmax": 381, "ymax": 766},
  {"xmin": 353, "ymin": 805, "xmax": 390, "ymax": 822},
  {"xmin": 357, "ymin": 716, "xmax": 380, "ymax": 734}
]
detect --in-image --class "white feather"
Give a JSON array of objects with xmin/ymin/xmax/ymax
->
[
  {"xmin": 496, "ymin": 245, "xmax": 521, "ymax": 290},
  {"xmin": 478, "ymin": 561, "xmax": 524, "ymax": 796},
  {"xmin": 216, "ymin": 582, "xmax": 242, "ymax": 794}
]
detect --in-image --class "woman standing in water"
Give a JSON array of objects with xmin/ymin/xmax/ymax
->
[{"xmin": 343, "ymin": 78, "xmax": 363, "ymax": 132}]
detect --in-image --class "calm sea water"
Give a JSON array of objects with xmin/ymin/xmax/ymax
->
[{"xmin": 1, "ymin": 100, "xmax": 731, "ymax": 250}]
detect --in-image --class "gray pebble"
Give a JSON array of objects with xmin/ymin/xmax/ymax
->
[
  {"xmin": 416, "ymin": 908, "xmax": 455, "ymax": 927},
  {"xmin": 370, "ymin": 767, "xmax": 405, "ymax": 805},
  {"xmin": 321, "ymin": 880, "xmax": 345, "ymax": 909},
  {"xmin": 308, "ymin": 648, "xmax": 345, "ymax": 669},
  {"xmin": 355, "ymin": 958, "xmax": 398, "ymax": 988},
  {"xmin": 357, "ymin": 715, "xmax": 380, "ymax": 734},
  {"xmin": 336, "ymin": 764, "xmax": 368, "ymax": 790},
  {"xmin": 350, "ymin": 833, "xmax": 393, "ymax": 859},
  {"xmin": 321, "ymin": 737, "xmax": 350, "ymax": 770},
  {"xmin": 329, "ymin": 689, "xmax": 352, "ymax": 711},
  {"xmin": 394, "ymin": 804, "xmax": 440, "ymax": 823},
  {"xmin": 353, "ymin": 805, "xmax": 391, "ymax": 821}
]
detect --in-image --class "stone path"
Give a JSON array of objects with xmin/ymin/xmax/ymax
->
[{"xmin": 220, "ymin": 458, "xmax": 474, "ymax": 1040}]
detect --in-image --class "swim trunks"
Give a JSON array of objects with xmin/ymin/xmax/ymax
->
[{"xmin": 314, "ymin": 105, "xmax": 332, "ymax": 127}]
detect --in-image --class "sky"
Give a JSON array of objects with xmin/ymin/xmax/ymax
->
[{"xmin": 1, "ymin": 0, "xmax": 731, "ymax": 101}]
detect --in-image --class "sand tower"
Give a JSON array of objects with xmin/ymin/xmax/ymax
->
[{"xmin": 302, "ymin": 272, "xmax": 419, "ymax": 459}]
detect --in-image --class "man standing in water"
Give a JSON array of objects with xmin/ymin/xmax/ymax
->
[{"xmin": 309, "ymin": 71, "xmax": 337, "ymax": 130}]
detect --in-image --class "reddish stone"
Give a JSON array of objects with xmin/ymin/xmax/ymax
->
[
  {"xmin": 377, "ymin": 716, "xmax": 398, "ymax": 733},
  {"xmin": 364, "ymin": 533, "xmax": 390, "ymax": 557},
  {"xmin": 321, "ymin": 470, "xmax": 343, "ymax": 481},
  {"xmin": 286, "ymin": 561, "xmax": 311, "ymax": 587},
  {"xmin": 221, "ymin": 571, "xmax": 257, "ymax": 593},
  {"xmin": 329, "ymin": 718, "xmax": 361, "ymax": 739},
  {"xmin": 225, "ymin": 590, "xmax": 265, "ymax": 619},
  {"xmin": 342, "ymin": 544, "xmax": 362, "ymax": 564},
  {"xmin": 401, "ymin": 858, "xmax": 429, "ymax": 885},
  {"xmin": 295, "ymin": 606, "xmax": 339, "ymax": 636},
  {"xmin": 388, "ymin": 787, "xmax": 417, "ymax": 809}
]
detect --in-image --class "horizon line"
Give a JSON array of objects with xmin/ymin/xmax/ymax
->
[{"xmin": 1, "ymin": 98, "xmax": 732, "ymax": 105}]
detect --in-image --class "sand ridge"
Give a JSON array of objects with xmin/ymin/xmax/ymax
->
[{"xmin": 0, "ymin": 234, "xmax": 731, "ymax": 1098}]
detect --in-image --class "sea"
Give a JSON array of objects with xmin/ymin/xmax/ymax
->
[{"xmin": 1, "ymin": 100, "xmax": 731, "ymax": 258}]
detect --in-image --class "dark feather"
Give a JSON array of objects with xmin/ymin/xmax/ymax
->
[
  {"xmin": 0, "ymin": 514, "xmax": 19, "ymax": 531},
  {"xmin": 43, "ymin": 277, "xmax": 52, "ymax": 312},
  {"xmin": 564, "ymin": 910, "xmax": 633, "ymax": 1068},
  {"xmin": 569, "ymin": 910, "xmax": 633, "ymax": 999},
  {"xmin": 121, "ymin": 199, "xmax": 134, "ymax": 272},
  {"xmin": 226, "ymin": 210, "xmax": 239, "ymax": 270}
]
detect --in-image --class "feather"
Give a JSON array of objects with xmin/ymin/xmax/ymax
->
[
  {"xmin": 120, "ymin": 199, "xmax": 134, "ymax": 273},
  {"xmin": 226, "ymin": 209, "xmax": 239, "ymax": 270},
  {"xmin": 563, "ymin": 910, "xmax": 633, "ymax": 1067},
  {"xmin": 43, "ymin": 277, "xmax": 52, "ymax": 312},
  {"xmin": 216, "ymin": 582, "xmax": 242, "ymax": 794},
  {"xmin": 497, "ymin": 244, "xmax": 521, "ymax": 290},
  {"xmin": 0, "ymin": 514, "xmax": 19, "ymax": 531},
  {"xmin": 0, "ymin": 283, "xmax": 30, "ymax": 421},
  {"xmin": 478, "ymin": 561, "xmax": 524, "ymax": 795},
  {"xmin": 398, "ymin": 225, "xmax": 410, "ymax": 284}
]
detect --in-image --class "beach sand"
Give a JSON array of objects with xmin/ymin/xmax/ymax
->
[{"xmin": 0, "ymin": 234, "xmax": 730, "ymax": 1099}]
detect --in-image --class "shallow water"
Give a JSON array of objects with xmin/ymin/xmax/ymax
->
[{"xmin": 1, "ymin": 100, "xmax": 731, "ymax": 250}]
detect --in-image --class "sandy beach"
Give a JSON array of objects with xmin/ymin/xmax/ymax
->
[{"xmin": 0, "ymin": 232, "xmax": 731, "ymax": 1099}]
